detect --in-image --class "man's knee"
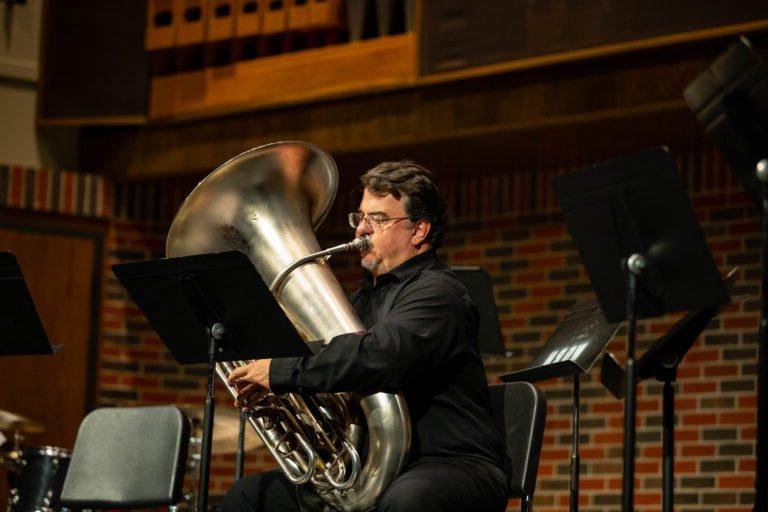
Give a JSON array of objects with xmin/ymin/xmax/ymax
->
[
  {"xmin": 378, "ymin": 485, "xmax": 433, "ymax": 512},
  {"xmin": 221, "ymin": 471, "xmax": 296, "ymax": 512}
]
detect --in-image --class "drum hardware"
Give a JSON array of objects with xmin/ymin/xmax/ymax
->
[{"xmin": 4, "ymin": 446, "xmax": 71, "ymax": 512}]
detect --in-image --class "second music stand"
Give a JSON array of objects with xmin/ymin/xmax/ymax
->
[{"xmin": 500, "ymin": 299, "xmax": 621, "ymax": 512}]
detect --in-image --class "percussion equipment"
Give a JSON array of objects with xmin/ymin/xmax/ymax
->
[{"xmin": 5, "ymin": 446, "xmax": 71, "ymax": 512}]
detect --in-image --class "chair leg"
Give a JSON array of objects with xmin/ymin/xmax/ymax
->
[{"xmin": 521, "ymin": 495, "xmax": 533, "ymax": 512}]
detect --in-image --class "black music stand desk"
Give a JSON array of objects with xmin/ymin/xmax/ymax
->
[
  {"xmin": 452, "ymin": 266, "xmax": 506, "ymax": 356},
  {"xmin": 0, "ymin": 251, "xmax": 59, "ymax": 356},
  {"xmin": 553, "ymin": 147, "xmax": 730, "ymax": 512},
  {"xmin": 500, "ymin": 299, "xmax": 621, "ymax": 512},
  {"xmin": 113, "ymin": 251, "xmax": 312, "ymax": 512}
]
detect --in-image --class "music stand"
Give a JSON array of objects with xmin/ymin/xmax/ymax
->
[
  {"xmin": 601, "ymin": 269, "xmax": 737, "ymax": 512},
  {"xmin": 500, "ymin": 299, "xmax": 621, "ymax": 512},
  {"xmin": 452, "ymin": 266, "xmax": 506, "ymax": 356},
  {"xmin": 684, "ymin": 36, "xmax": 768, "ymax": 511},
  {"xmin": 113, "ymin": 251, "xmax": 313, "ymax": 512},
  {"xmin": 0, "ymin": 251, "xmax": 60, "ymax": 356},
  {"xmin": 553, "ymin": 147, "xmax": 730, "ymax": 512}
]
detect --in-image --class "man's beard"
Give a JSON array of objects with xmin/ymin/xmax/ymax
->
[{"xmin": 361, "ymin": 252, "xmax": 381, "ymax": 274}]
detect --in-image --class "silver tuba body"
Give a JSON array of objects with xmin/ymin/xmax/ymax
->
[{"xmin": 166, "ymin": 141, "xmax": 410, "ymax": 511}]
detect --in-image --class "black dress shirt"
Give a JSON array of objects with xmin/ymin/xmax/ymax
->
[{"xmin": 270, "ymin": 249, "xmax": 505, "ymax": 478}]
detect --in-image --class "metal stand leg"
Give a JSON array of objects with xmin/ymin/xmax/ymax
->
[
  {"xmin": 755, "ymin": 159, "xmax": 768, "ymax": 512},
  {"xmin": 570, "ymin": 374, "xmax": 580, "ymax": 512},
  {"xmin": 198, "ymin": 323, "xmax": 225, "ymax": 512},
  {"xmin": 622, "ymin": 254, "xmax": 644, "ymax": 512},
  {"xmin": 662, "ymin": 380, "xmax": 674, "ymax": 512}
]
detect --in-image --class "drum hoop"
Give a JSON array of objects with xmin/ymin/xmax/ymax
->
[{"xmin": 17, "ymin": 446, "xmax": 72, "ymax": 458}]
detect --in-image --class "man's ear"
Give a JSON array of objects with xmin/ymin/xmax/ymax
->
[{"xmin": 411, "ymin": 219, "xmax": 431, "ymax": 246}]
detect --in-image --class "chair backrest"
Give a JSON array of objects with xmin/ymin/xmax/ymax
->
[
  {"xmin": 60, "ymin": 406, "xmax": 189, "ymax": 509},
  {"xmin": 488, "ymin": 382, "xmax": 547, "ymax": 501}
]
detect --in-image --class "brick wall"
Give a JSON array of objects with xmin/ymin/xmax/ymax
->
[{"xmin": 1, "ymin": 140, "xmax": 759, "ymax": 510}]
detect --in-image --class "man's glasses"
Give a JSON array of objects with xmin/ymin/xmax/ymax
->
[{"xmin": 348, "ymin": 212, "xmax": 411, "ymax": 232}]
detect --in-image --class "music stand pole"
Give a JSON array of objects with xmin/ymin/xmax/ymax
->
[
  {"xmin": 570, "ymin": 374, "xmax": 580, "ymax": 512},
  {"xmin": 198, "ymin": 322, "xmax": 225, "ymax": 512},
  {"xmin": 756, "ymin": 159, "xmax": 768, "ymax": 512},
  {"xmin": 622, "ymin": 253, "xmax": 645, "ymax": 512},
  {"xmin": 662, "ymin": 377, "xmax": 674, "ymax": 512}
]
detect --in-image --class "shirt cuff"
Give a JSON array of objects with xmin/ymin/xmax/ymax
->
[{"xmin": 269, "ymin": 357, "xmax": 302, "ymax": 394}]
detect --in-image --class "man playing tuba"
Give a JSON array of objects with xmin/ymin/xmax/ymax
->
[{"xmin": 223, "ymin": 161, "xmax": 507, "ymax": 512}]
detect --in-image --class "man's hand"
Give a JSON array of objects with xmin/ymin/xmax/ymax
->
[{"xmin": 227, "ymin": 359, "xmax": 272, "ymax": 408}]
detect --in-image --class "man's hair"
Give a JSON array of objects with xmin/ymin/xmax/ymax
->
[{"xmin": 360, "ymin": 160, "xmax": 448, "ymax": 249}]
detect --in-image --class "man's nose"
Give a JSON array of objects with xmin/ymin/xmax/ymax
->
[{"xmin": 355, "ymin": 219, "xmax": 372, "ymax": 238}]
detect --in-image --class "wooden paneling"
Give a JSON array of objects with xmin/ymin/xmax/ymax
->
[
  {"xmin": 0, "ymin": 212, "xmax": 105, "ymax": 505},
  {"xmin": 420, "ymin": 0, "xmax": 768, "ymax": 74},
  {"xmin": 81, "ymin": 34, "xmax": 767, "ymax": 178},
  {"xmin": 148, "ymin": 32, "xmax": 417, "ymax": 121},
  {"xmin": 0, "ymin": 216, "xmax": 104, "ymax": 448},
  {"xmin": 39, "ymin": 0, "xmax": 148, "ymax": 125}
]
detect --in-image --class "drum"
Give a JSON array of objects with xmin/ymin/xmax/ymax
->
[{"xmin": 7, "ymin": 446, "xmax": 71, "ymax": 512}]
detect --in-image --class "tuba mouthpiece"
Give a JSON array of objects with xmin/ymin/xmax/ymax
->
[{"xmin": 349, "ymin": 235, "xmax": 372, "ymax": 252}]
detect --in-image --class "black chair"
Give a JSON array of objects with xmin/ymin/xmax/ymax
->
[
  {"xmin": 488, "ymin": 382, "xmax": 548, "ymax": 512},
  {"xmin": 60, "ymin": 406, "xmax": 190, "ymax": 510}
]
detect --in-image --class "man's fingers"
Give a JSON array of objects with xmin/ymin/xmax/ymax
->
[{"xmin": 227, "ymin": 364, "xmax": 247, "ymax": 385}]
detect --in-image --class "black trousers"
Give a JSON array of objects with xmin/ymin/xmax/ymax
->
[{"xmin": 221, "ymin": 459, "xmax": 508, "ymax": 512}]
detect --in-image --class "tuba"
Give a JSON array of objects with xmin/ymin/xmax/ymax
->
[{"xmin": 166, "ymin": 141, "xmax": 410, "ymax": 511}]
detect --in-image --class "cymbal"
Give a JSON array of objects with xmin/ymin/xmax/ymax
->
[
  {"xmin": 0, "ymin": 410, "xmax": 44, "ymax": 434},
  {"xmin": 174, "ymin": 404, "xmax": 262, "ymax": 455}
]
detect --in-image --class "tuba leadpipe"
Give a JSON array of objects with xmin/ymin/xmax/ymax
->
[{"xmin": 166, "ymin": 141, "xmax": 410, "ymax": 511}]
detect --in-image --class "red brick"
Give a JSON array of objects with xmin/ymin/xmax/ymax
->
[
  {"xmin": 740, "ymin": 395, "xmax": 757, "ymax": 408},
  {"xmin": 677, "ymin": 366, "xmax": 701, "ymax": 379},
  {"xmin": 469, "ymin": 233, "xmax": 497, "ymax": 244},
  {"xmin": 686, "ymin": 349, "xmax": 719, "ymax": 362},
  {"xmin": 739, "ymin": 459, "xmax": 756, "ymax": 471},
  {"xmin": 516, "ymin": 272, "xmax": 546, "ymax": 284},
  {"xmin": 704, "ymin": 364, "xmax": 738, "ymax": 377},
  {"xmin": 720, "ymin": 475, "xmax": 757, "ymax": 488},
  {"xmin": 682, "ymin": 444, "xmax": 715, "ymax": 457},
  {"xmin": 594, "ymin": 402, "xmax": 623, "ymax": 414},
  {"xmin": 518, "ymin": 242, "xmax": 547, "ymax": 254},
  {"xmin": 635, "ymin": 492, "xmax": 662, "ymax": 505},
  {"xmin": 729, "ymin": 220, "xmax": 760, "ymax": 234},
  {"xmin": 142, "ymin": 392, "xmax": 179, "ymax": 402},
  {"xmin": 530, "ymin": 255, "xmax": 563, "ymax": 268},
  {"xmin": 682, "ymin": 413, "xmax": 717, "ymax": 426},
  {"xmin": 724, "ymin": 316, "xmax": 758, "ymax": 329},
  {"xmin": 531, "ymin": 226, "xmax": 565, "ymax": 238},
  {"xmin": 594, "ymin": 432, "xmax": 623, "ymax": 444},
  {"xmin": 452, "ymin": 249, "xmax": 482, "ymax": 261},
  {"xmin": 683, "ymin": 381, "xmax": 716, "ymax": 393},
  {"xmin": 579, "ymin": 478, "xmax": 605, "ymax": 490},
  {"xmin": 531, "ymin": 286, "xmax": 561, "ymax": 297},
  {"xmin": 676, "ymin": 429, "xmax": 699, "ymax": 442},
  {"xmin": 720, "ymin": 412, "xmax": 756, "ymax": 424}
]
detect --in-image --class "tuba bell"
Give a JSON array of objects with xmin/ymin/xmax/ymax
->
[{"xmin": 166, "ymin": 141, "xmax": 411, "ymax": 511}]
